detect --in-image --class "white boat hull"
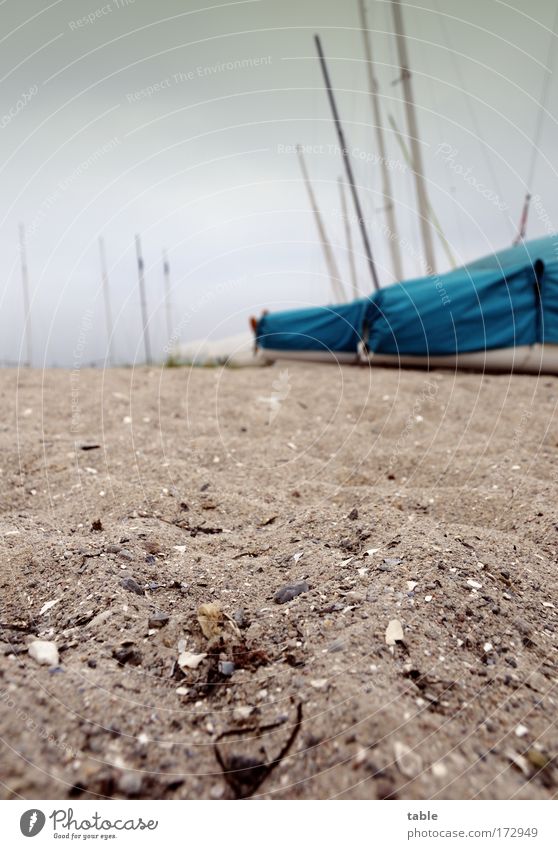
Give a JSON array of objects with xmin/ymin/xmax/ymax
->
[
  {"xmin": 259, "ymin": 348, "xmax": 360, "ymax": 366},
  {"xmin": 259, "ymin": 344, "xmax": 558, "ymax": 375}
]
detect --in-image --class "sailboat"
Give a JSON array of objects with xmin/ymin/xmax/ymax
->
[
  {"xmin": 252, "ymin": 235, "xmax": 558, "ymax": 374},
  {"xmin": 250, "ymin": 3, "xmax": 558, "ymax": 376}
]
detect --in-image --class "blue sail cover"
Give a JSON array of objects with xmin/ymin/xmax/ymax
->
[
  {"xmin": 256, "ymin": 299, "xmax": 370, "ymax": 354},
  {"xmin": 256, "ymin": 236, "xmax": 558, "ymax": 357}
]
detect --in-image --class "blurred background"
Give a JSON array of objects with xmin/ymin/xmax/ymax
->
[{"xmin": 1, "ymin": 0, "xmax": 557, "ymax": 366}]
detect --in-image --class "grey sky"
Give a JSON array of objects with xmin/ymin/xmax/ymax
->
[{"xmin": 1, "ymin": 0, "xmax": 557, "ymax": 366}]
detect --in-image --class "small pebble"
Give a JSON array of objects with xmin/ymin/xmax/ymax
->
[
  {"xmin": 394, "ymin": 740, "xmax": 422, "ymax": 778},
  {"xmin": 28, "ymin": 641, "xmax": 59, "ymax": 667},
  {"xmin": 148, "ymin": 611, "xmax": 169, "ymax": 629},
  {"xmin": 113, "ymin": 647, "xmax": 142, "ymax": 666},
  {"xmin": 209, "ymin": 783, "xmax": 225, "ymax": 799},
  {"xmin": 431, "ymin": 761, "xmax": 448, "ymax": 778},
  {"xmin": 385, "ymin": 619, "xmax": 404, "ymax": 646},
  {"xmin": 514, "ymin": 618, "xmax": 531, "ymax": 636},
  {"xmin": 121, "ymin": 577, "xmax": 144, "ymax": 596},
  {"xmin": 527, "ymin": 749, "xmax": 549, "ymax": 770},
  {"xmin": 232, "ymin": 608, "xmax": 246, "ymax": 628},
  {"xmin": 233, "ymin": 705, "xmax": 253, "ymax": 721},
  {"xmin": 353, "ymin": 747, "xmax": 367, "ymax": 766},
  {"xmin": 117, "ymin": 772, "xmax": 143, "ymax": 797},
  {"xmin": 274, "ymin": 581, "xmax": 309, "ymax": 604},
  {"xmin": 178, "ymin": 651, "xmax": 207, "ymax": 670},
  {"xmin": 384, "ymin": 557, "xmax": 402, "ymax": 567}
]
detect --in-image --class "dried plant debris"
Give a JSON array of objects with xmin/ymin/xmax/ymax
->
[
  {"xmin": 197, "ymin": 602, "xmax": 225, "ymax": 640},
  {"xmin": 189, "ymin": 525, "xmax": 223, "ymax": 537},
  {"xmin": 214, "ymin": 702, "xmax": 303, "ymax": 798},
  {"xmin": 197, "ymin": 602, "xmax": 242, "ymax": 646},
  {"xmin": 231, "ymin": 644, "xmax": 270, "ymax": 670}
]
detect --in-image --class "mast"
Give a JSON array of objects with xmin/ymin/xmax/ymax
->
[
  {"xmin": 314, "ymin": 33, "xmax": 380, "ymax": 291},
  {"xmin": 338, "ymin": 176, "xmax": 359, "ymax": 299},
  {"xmin": 512, "ymin": 195, "xmax": 531, "ymax": 246},
  {"xmin": 388, "ymin": 114, "xmax": 457, "ymax": 269},
  {"xmin": 98, "ymin": 237, "xmax": 114, "ymax": 365},
  {"xmin": 296, "ymin": 145, "xmax": 347, "ymax": 303},
  {"xmin": 358, "ymin": 0, "xmax": 403, "ymax": 282},
  {"xmin": 390, "ymin": 0, "xmax": 437, "ymax": 274},
  {"xmin": 512, "ymin": 6, "xmax": 558, "ymax": 245},
  {"xmin": 135, "ymin": 234, "xmax": 152, "ymax": 365},
  {"xmin": 18, "ymin": 224, "xmax": 33, "ymax": 367},
  {"xmin": 162, "ymin": 249, "xmax": 173, "ymax": 343}
]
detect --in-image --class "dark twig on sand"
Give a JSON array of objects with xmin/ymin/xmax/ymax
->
[{"xmin": 214, "ymin": 701, "xmax": 303, "ymax": 799}]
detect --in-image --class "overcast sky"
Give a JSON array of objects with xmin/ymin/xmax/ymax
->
[{"xmin": 1, "ymin": 0, "xmax": 557, "ymax": 366}]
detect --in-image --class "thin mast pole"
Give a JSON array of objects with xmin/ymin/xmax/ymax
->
[
  {"xmin": 135, "ymin": 234, "xmax": 152, "ymax": 365},
  {"xmin": 18, "ymin": 223, "xmax": 33, "ymax": 367},
  {"xmin": 338, "ymin": 176, "xmax": 359, "ymax": 299},
  {"xmin": 162, "ymin": 249, "xmax": 173, "ymax": 343},
  {"xmin": 388, "ymin": 114, "xmax": 457, "ymax": 269},
  {"xmin": 512, "ymin": 195, "xmax": 531, "ymax": 246},
  {"xmin": 513, "ymin": 6, "xmax": 558, "ymax": 245},
  {"xmin": 390, "ymin": 0, "xmax": 437, "ymax": 274},
  {"xmin": 296, "ymin": 145, "xmax": 347, "ymax": 303},
  {"xmin": 314, "ymin": 33, "xmax": 380, "ymax": 291},
  {"xmin": 98, "ymin": 237, "xmax": 114, "ymax": 365},
  {"xmin": 358, "ymin": 0, "xmax": 404, "ymax": 282}
]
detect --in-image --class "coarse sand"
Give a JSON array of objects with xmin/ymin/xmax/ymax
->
[{"xmin": 1, "ymin": 363, "xmax": 557, "ymax": 799}]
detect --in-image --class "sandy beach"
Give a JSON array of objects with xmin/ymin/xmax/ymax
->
[{"xmin": 1, "ymin": 362, "xmax": 557, "ymax": 800}]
